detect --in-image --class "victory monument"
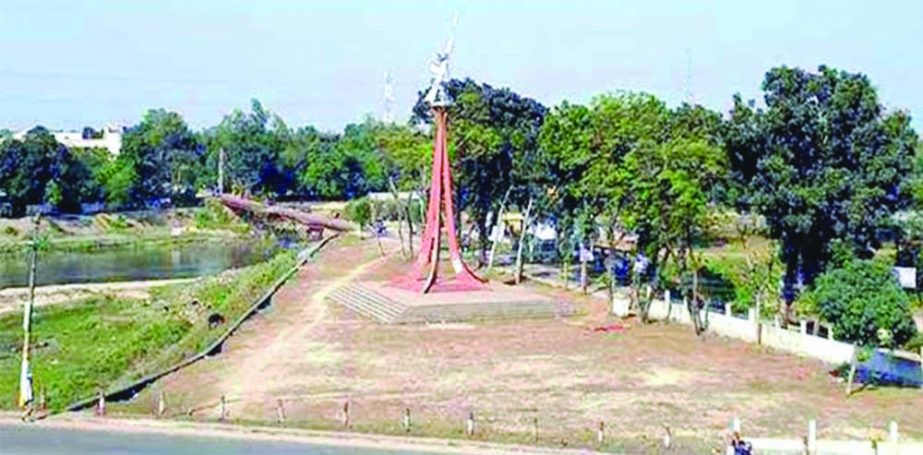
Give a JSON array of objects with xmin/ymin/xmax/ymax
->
[{"xmin": 329, "ymin": 24, "xmax": 558, "ymax": 324}]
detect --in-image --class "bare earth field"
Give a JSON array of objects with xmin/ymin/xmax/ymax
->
[{"xmin": 112, "ymin": 237, "xmax": 923, "ymax": 452}]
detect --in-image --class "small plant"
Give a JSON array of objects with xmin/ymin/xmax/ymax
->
[
  {"xmin": 1, "ymin": 225, "xmax": 18, "ymax": 237},
  {"xmin": 345, "ymin": 197, "xmax": 372, "ymax": 230}
]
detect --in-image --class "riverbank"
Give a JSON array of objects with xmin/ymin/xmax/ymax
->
[
  {"xmin": 0, "ymin": 414, "xmax": 595, "ymax": 454},
  {"xmin": 0, "ymin": 278, "xmax": 197, "ymax": 316},
  {"xmin": 0, "ymin": 205, "xmax": 251, "ymax": 255},
  {"xmin": 0, "ymin": 250, "xmax": 298, "ymax": 412}
]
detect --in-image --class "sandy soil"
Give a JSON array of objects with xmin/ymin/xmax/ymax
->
[
  {"xmin": 0, "ymin": 278, "xmax": 196, "ymax": 315},
  {"xmin": 113, "ymin": 238, "xmax": 923, "ymax": 452}
]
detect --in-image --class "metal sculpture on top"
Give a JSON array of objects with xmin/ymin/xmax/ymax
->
[{"xmin": 394, "ymin": 15, "xmax": 486, "ymax": 293}]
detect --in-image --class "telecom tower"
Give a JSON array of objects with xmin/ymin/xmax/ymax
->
[{"xmin": 383, "ymin": 71, "xmax": 396, "ymax": 123}]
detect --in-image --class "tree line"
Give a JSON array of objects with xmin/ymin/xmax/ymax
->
[{"xmin": 1, "ymin": 64, "xmax": 920, "ymax": 348}]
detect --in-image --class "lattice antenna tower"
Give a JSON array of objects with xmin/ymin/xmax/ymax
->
[
  {"xmin": 383, "ymin": 71, "xmax": 396, "ymax": 123},
  {"xmin": 684, "ymin": 47, "xmax": 695, "ymax": 105}
]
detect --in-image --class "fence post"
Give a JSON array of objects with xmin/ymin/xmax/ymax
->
[
  {"xmin": 828, "ymin": 326, "xmax": 835, "ymax": 340},
  {"xmin": 532, "ymin": 417, "xmax": 539, "ymax": 442},
  {"xmin": 38, "ymin": 386, "xmax": 46, "ymax": 412},
  {"xmin": 342, "ymin": 401, "xmax": 350, "ymax": 428},
  {"xmin": 466, "ymin": 412, "xmax": 475, "ymax": 437},
  {"xmin": 800, "ymin": 320, "xmax": 808, "ymax": 335},
  {"xmin": 158, "ymin": 391, "xmax": 166, "ymax": 417},
  {"xmin": 96, "ymin": 389, "xmax": 106, "ymax": 416},
  {"xmin": 889, "ymin": 421, "xmax": 898, "ymax": 445},
  {"xmin": 597, "ymin": 421, "xmax": 605, "ymax": 445},
  {"xmin": 724, "ymin": 303, "xmax": 731, "ymax": 317},
  {"xmin": 276, "ymin": 399, "xmax": 286, "ymax": 424},
  {"xmin": 807, "ymin": 419, "xmax": 817, "ymax": 453},
  {"xmin": 219, "ymin": 395, "xmax": 227, "ymax": 422},
  {"xmin": 402, "ymin": 408, "xmax": 411, "ymax": 433}
]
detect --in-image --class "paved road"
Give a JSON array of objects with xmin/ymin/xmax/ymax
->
[{"xmin": 0, "ymin": 425, "xmax": 419, "ymax": 455}]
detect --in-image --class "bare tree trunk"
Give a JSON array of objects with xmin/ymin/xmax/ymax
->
[
  {"xmin": 562, "ymin": 261, "xmax": 570, "ymax": 290},
  {"xmin": 406, "ymin": 189, "xmax": 416, "ymax": 258},
  {"xmin": 514, "ymin": 197, "xmax": 533, "ymax": 285},
  {"xmin": 387, "ymin": 177, "xmax": 407, "ymax": 260},
  {"xmin": 755, "ymin": 291, "xmax": 763, "ymax": 345},
  {"xmin": 580, "ymin": 248, "xmax": 589, "ymax": 294},
  {"xmin": 606, "ymin": 226, "xmax": 616, "ymax": 304},
  {"xmin": 371, "ymin": 201, "xmax": 385, "ymax": 257},
  {"xmin": 486, "ymin": 187, "xmax": 513, "ymax": 275}
]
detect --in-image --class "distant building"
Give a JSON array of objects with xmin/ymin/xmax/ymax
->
[{"xmin": 12, "ymin": 124, "xmax": 123, "ymax": 155}]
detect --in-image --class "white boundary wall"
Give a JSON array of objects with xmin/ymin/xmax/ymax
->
[{"xmin": 634, "ymin": 291, "xmax": 858, "ymax": 365}]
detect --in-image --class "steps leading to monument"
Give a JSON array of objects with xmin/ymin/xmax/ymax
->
[
  {"xmin": 328, "ymin": 283, "xmax": 408, "ymax": 324},
  {"xmin": 329, "ymin": 281, "xmax": 564, "ymax": 324}
]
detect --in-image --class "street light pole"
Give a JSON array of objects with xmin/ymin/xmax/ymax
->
[{"xmin": 18, "ymin": 215, "xmax": 39, "ymax": 410}]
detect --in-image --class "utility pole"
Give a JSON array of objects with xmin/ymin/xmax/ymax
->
[
  {"xmin": 19, "ymin": 215, "xmax": 40, "ymax": 411},
  {"xmin": 218, "ymin": 148, "xmax": 226, "ymax": 195}
]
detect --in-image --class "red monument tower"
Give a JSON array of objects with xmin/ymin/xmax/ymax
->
[
  {"xmin": 328, "ymin": 19, "xmax": 556, "ymax": 326},
  {"xmin": 392, "ymin": 28, "xmax": 486, "ymax": 293},
  {"xmin": 394, "ymin": 106, "xmax": 486, "ymax": 293}
]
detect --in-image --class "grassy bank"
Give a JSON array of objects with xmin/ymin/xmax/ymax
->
[
  {"xmin": 0, "ymin": 203, "xmax": 252, "ymax": 255},
  {"xmin": 0, "ymin": 250, "xmax": 296, "ymax": 411}
]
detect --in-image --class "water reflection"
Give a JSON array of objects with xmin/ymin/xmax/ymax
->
[{"xmin": 0, "ymin": 240, "xmax": 276, "ymax": 288}]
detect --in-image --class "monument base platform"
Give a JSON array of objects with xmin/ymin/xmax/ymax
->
[{"xmin": 328, "ymin": 281, "xmax": 563, "ymax": 324}]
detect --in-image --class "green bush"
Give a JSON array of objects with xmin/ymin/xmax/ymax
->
[
  {"xmin": 905, "ymin": 332, "xmax": 923, "ymax": 352},
  {"xmin": 345, "ymin": 197, "xmax": 372, "ymax": 229},
  {"xmin": 368, "ymin": 198, "xmax": 425, "ymax": 224},
  {"xmin": 194, "ymin": 199, "xmax": 250, "ymax": 233},
  {"xmin": 805, "ymin": 259, "xmax": 917, "ymax": 347}
]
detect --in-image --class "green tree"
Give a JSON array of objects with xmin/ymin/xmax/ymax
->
[
  {"xmin": 725, "ymin": 66, "xmax": 918, "ymax": 316},
  {"xmin": 0, "ymin": 127, "xmax": 91, "ymax": 215},
  {"xmin": 344, "ymin": 196, "xmax": 372, "ymax": 230},
  {"xmin": 206, "ymin": 100, "xmax": 285, "ymax": 197},
  {"xmin": 117, "ymin": 109, "xmax": 201, "ymax": 206},
  {"xmin": 300, "ymin": 118, "xmax": 388, "ymax": 200},
  {"xmin": 805, "ymin": 259, "xmax": 917, "ymax": 347}
]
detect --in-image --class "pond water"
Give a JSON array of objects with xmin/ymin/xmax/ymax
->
[{"xmin": 0, "ymin": 240, "xmax": 276, "ymax": 289}]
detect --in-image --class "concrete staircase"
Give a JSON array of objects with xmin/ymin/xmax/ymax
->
[{"xmin": 328, "ymin": 283, "xmax": 408, "ymax": 324}]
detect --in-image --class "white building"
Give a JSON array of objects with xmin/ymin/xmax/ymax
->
[{"xmin": 13, "ymin": 124, "xmax": 123, "ymax": 155}]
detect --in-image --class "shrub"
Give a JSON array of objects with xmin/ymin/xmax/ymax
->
[
  {"xmin": 905, "ymin": 332, "xmax": 923, "ymax": 352},
  {"xmin": 1, "ymin": 225, "xmax": 18, "ymax": 237},
  {"xmin": 805, "ymin": 259, "xmax": 917, "ymax": 347},
  {"xmin": 345, "ymin": 197, "xmax": 371, "ymax": 230}
]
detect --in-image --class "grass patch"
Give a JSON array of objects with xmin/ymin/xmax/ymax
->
[{"xmin": 0, "ymin": 250, "xmax": 297, "ymax": 411}]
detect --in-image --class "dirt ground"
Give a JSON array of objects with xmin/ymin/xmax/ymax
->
[{"xmin": 114, "ymin": 237, "xmax": 923, "ymax": 452}]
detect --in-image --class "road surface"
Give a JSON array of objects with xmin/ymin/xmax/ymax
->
[{"xmin": 0, "ymin": 424, "xmax": 420, "ymax": 455}]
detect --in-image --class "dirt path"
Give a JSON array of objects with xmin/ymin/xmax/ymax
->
[
  {"xmin": 222, "ymin": 249, "xmax": 391, "ymax": 402},
  {"xmin": 131, "ymin": 238, "xmax": 394, "ymax": 419}
]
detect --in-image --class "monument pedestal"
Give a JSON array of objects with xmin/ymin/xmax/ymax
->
[{"xmin": 329, "ymin": 280, "xmax": 563, "ymax": 324}]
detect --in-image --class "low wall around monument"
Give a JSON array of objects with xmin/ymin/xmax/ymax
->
[{"xmin": 628, "ymin": 292, "xmax": 857, "ymax": 365}]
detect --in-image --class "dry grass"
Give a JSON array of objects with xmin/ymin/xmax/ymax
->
[{"xmin": 111, "ymin": 237, "xmax": 923, "ymax": 452}]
